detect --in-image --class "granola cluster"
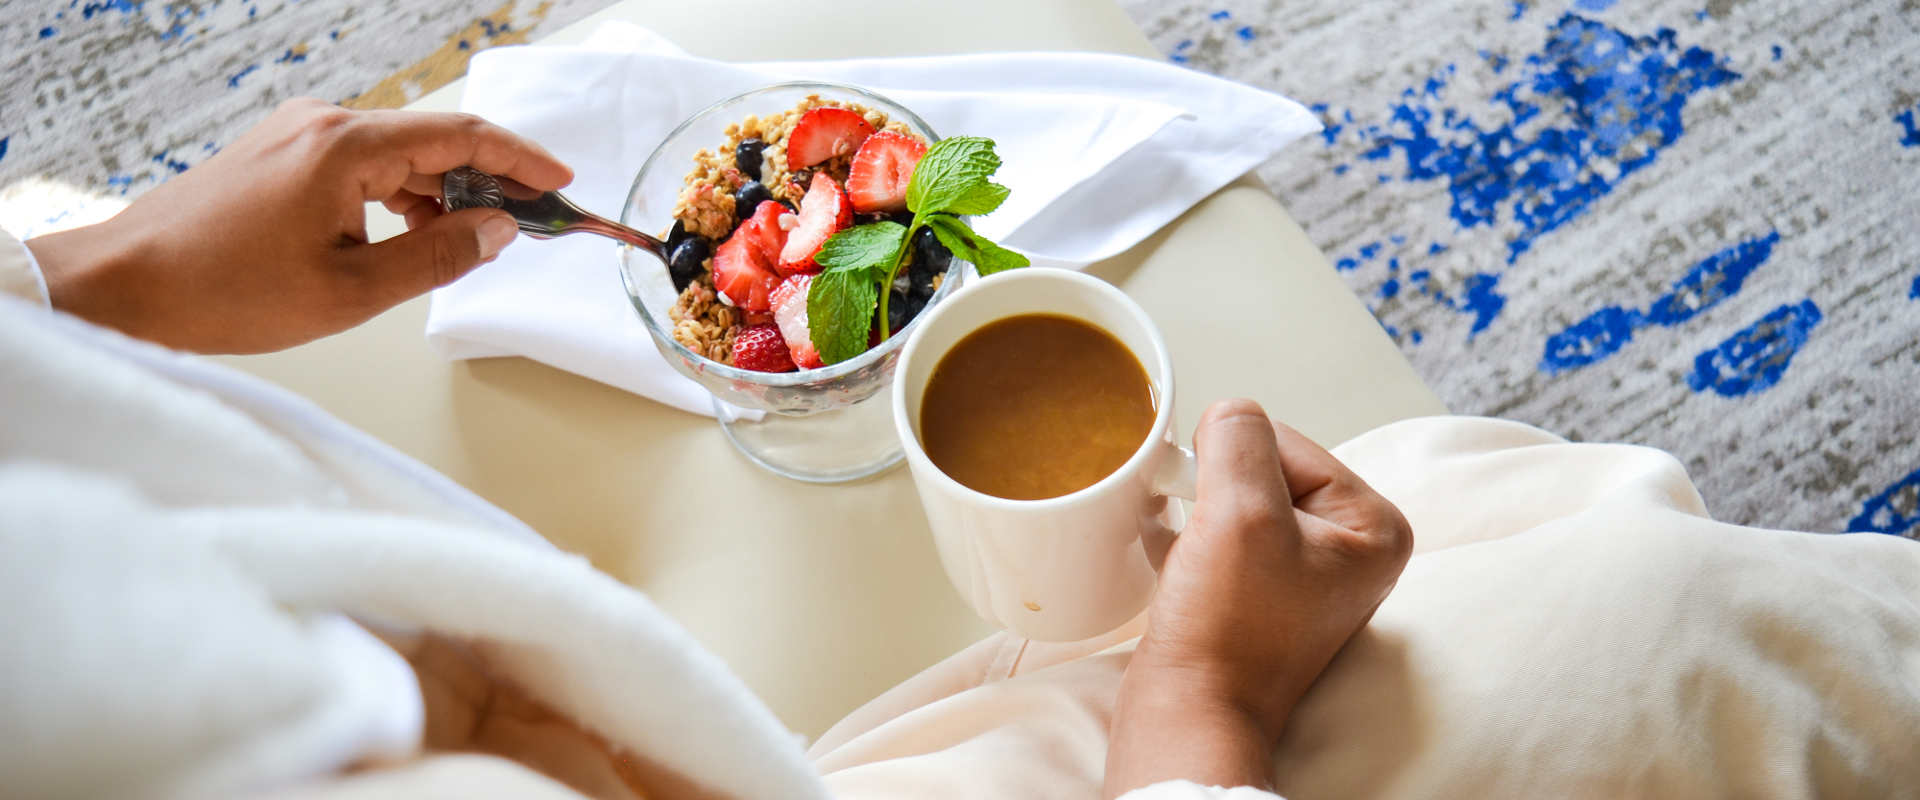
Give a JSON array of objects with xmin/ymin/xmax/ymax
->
[{"xmin": 667, "ymin": 276, "xmax": 738, "ymax": 364}]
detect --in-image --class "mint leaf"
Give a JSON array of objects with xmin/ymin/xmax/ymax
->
[
  {"xmin": 938, "ymin": 181, "xmax": 1010, "ymax": 217},
  {"xmin": 906, "ymin": 136, "xmax": 1001, "ymax": 217},
  {"xmin": 808, "ymin": 268, "xmax": 880, "ymax": 365},
  {"xmin": 810, "ymin": 222, "xmax": 906, "ymax": 360},
  {"xmin": 926, "ymin": 215, "xmax": 1031, "ymax": 276},
  {"xmin": 817, "ymin": 221, "xmax": 908, "ymax": 278}
]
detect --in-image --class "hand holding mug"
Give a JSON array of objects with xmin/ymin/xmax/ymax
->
[{"xmin": 1105, "ymin": 399, "xmax": 1414, "ymax": 797}]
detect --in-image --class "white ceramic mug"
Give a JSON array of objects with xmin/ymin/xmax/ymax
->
[{"xmin": 892, "ymin": 268, "xmax": 1197, "ymax": 642}]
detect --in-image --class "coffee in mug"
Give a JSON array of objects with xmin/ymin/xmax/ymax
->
[{"xmin": 919, "ymin": 314, "xmax": 1156, "ymax": 501}]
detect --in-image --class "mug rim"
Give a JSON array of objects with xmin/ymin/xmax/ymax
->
[{"xmin": 892, "ymin": 268, "xmax": 1177, "ymax": 509}]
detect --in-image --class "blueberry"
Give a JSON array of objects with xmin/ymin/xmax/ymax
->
[
  {"xmin": 779, "ymin": 198, "xmax": 798, "ymax": 215},
  {"xmin": 886, "ymin": 289, "xmax": 907, "ymax": 331},
  {"xmin": 887, "ymin": 211, "xmax": 915, "ymax": 228},
  {"xmin": 735, "ymin": 138, "xmax": 766, "ymax": 180},
  {"xmin": 667, "ymin": 219, "xmax": 692, "ymax": 251},
  {"xmin": 888, "ymin": 288, "xmax": 930, "ymax": 332},
  {"xmin": 734, "ymin": 180, "xmax": 772, "ymax": 216},
  {"xmin": 667, "ymin": 236, "xmax": 711, "ymax": 292},
  {"xmin": 907, "ymin": 226, "xmax": 951, "ymax": 299}
]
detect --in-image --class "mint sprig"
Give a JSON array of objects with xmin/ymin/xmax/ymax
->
[{"xmin": 807, "ymin": 136, "xmax": 1030, "ymax": 365}]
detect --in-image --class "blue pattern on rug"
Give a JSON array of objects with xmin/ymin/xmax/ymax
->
[
  {"xmin": 1685, "ymin": 299, "xmax": 1822, "ymax": 397},
  {"xmin": 1350, "ymin": 14, "xmax": 1738, "ymax": 267},
  {"xmin": 1898, "ymin": 106, "xmax": 1920, "ymax": 147},
  {"xmin": 1850, "ymin": 469, "xmax": 1920, "ymax": 535},
  {"xmin": 1317, "ymin": 13, "xmax": 1742, "ymax": 340},
  {"xmin": 1543, "ymin": 231, "xmax": 1779, "ymax": 373}
]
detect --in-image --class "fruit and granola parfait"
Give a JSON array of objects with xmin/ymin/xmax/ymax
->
[{"xmin": 661, "ymin": 95, "xmax": 1028, "ymax": 373}]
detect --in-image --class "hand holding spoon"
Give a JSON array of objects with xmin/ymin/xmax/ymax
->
[{"xmin": 442, "ymin": 166, "xmax": 668, "ymax": 263}]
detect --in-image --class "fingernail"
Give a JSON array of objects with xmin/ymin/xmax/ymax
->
[{"xmin": 477, "ymin": 215, "xmax": 518, "ymax": 260}]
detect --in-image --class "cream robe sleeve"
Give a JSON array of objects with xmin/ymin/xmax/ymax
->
[{"xmin": 0, "ymin": 228, "xmax": 53, "ymax": 307}]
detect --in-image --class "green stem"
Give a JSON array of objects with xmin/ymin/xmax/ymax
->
[{"xmin": 873, "ymin": 221, "xmax": 920, "ymax": 343}]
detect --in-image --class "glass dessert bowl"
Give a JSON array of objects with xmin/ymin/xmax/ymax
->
[{"xmin": 618, "ymin": 82, "xmax": 964, "ymax": 483}]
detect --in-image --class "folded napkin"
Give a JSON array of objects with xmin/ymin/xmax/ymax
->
[{"xmin": 427, "ymin": 22, "xmax": 1318, "ymax": 415}]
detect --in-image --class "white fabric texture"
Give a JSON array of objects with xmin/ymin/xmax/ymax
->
[
  {"xmin": 0, "ymin": 295, "xmax": 826, "ymax": 800},
  {"xmin": 808, "ymin": 417, "xmax": 1920, "ymax": 799},
  {"xmin": 425, "ymin": 21, "xmax": 1319, "ymax": 416},
  {"xmin": 0, "ymin": 228, "xmax": 51, "ymax": 306}
]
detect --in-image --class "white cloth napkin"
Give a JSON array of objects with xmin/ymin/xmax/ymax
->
[{"xmin": 427, "ymin": 21, "xmax": 1319, "ymax": 416}]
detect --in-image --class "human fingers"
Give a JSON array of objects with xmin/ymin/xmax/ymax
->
[
  {"xmin": 382, "ymin": 191, "xmax": 444, "ymax": 231},
  {"xmin": 1267, "ymin": 420, "xmax": 1412, "ymax": 566},
  {"xmin": 1265, "ymin": 421, "xmax": 1400, "ymax": 531},
  {"xmin": 347, "ymin": 109, "xmax": 572, "ymax": 201},
  {"xmin": 399, "ymin": 168, "xmax": 553, "ymax": 202},
  {"xmin": 345, "ymin": 207, "xmax": 518, "ymax": 305},
  {"xmin": 1191, "ymin": 399, "xmax": 1295, "ymax": 537}
]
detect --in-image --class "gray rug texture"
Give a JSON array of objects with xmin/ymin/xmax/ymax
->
[{"xmin": 3, "ymin": 0, "xmax": 1916, "ymax": 537}]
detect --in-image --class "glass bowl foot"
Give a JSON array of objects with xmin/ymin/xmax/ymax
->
[{"xmin": 713, "ymin": 391, "xmax": 904, "ymax": 483}]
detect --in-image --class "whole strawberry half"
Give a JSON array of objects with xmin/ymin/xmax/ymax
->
[
  {"xmin": 778, "ymin": 173, "xmax": 853, "ymax": 275},
  {"xmin": 845, "ymin": 131, "xmax": 927, "ymax": 214},
  {"xmin": 730, "ymin": 323, "xmax": 796, "ymax": 373},
  {"xmin": 785, "ymin": 107, "xmax": 875, "ymax": 171},
  {"xmin": 771, "ymin": 273, "xmax": 825, "ymax": 369},
  {"xmin": 710, "ymin": 200, "xmax": 788, "ymax": 311}
]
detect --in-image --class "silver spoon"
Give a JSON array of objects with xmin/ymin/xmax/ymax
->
[{"xmin": 441, "ymin": 166, "xmax": 668, "ymax": 263}]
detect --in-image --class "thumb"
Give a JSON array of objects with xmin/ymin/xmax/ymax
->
[
  {"xmin": 1193, "ymin": 399, "xmax": 1292, "ymax": 515},
  {"xmin": 355, "ymin": 208, "xmax": 518, "ymax": 301},
  {"xmin": 1189, "ymin": 399, "xmax": 1296, "ymax": 545}
]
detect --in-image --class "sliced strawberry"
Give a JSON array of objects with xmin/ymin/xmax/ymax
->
[
  {"xmin": 771, "ymin": 274, "xmax": 825, "ymax": 369},
  {"xmin": 784, "ymin": 107, "xmax": 874, "ymax": 171},
  {"xmin": 711, "ymin": 201, "xmax": 790, "ymax": 311},
  {"xmin": 778, "ymin": 174, "xmax": 854, "ymax": 275},
  {"xmin": 730, "ymin": 323, "xmax": 797, "ymax": 373},
  {"xmin": 845, "ymin": 131, "xmax": 927, "ymax": 214},
  {"xmin": 733, "ymin": 199, "xmax": 790, "ymax": 266},
  {"xmin": 710, "ymin": 236, "xmax": 780, "ymax": 312}
]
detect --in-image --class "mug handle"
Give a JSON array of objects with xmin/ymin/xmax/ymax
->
[{"xmin": 1150, "ymin": 440, "xmax": 1198, "ymax": 502}]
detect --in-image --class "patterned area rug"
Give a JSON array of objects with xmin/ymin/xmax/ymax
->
[
  {"xmin": 1125, "ymin": 0, "xmax": 1920, "ymax": 538},
  {"xmin": 2, "ymin": 0, "xmax": 1915, "ymax": 537}
]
